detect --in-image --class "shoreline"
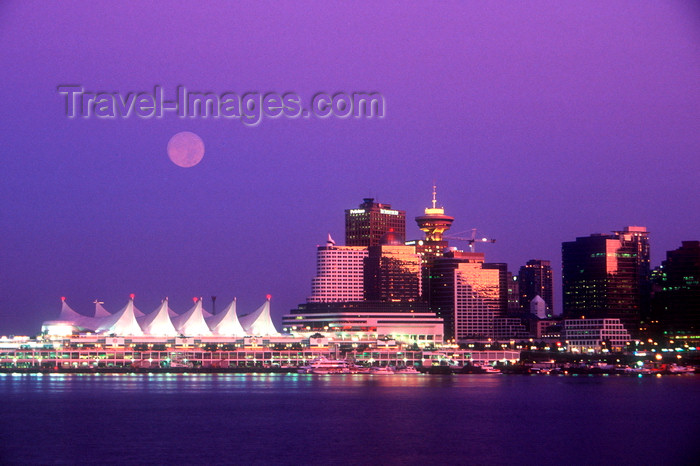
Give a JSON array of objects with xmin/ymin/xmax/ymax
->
[{"xmin": 1, "ymin": 367, "xmax": 696, "ymax": 376}]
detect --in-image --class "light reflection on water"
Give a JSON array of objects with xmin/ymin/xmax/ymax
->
[
  {"xmin": 0, "ymin": 373, "xmax": 698, "ymax": 465},
  {"xmin": 0, "ymin": 372, "xmax": 509, "ymax": 395}
]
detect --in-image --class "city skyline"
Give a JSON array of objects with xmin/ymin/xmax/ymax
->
[
  {"xmin": 4, "ymin": 188, "xmax": 696, "ymax": 336},
  {"xmin": 1, "ymin": 1, "xmax": 698, "ymax": 335}
]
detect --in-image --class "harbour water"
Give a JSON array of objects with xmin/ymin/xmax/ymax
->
[{"xmin": 1, "ymin": 373, "xmax": 698, "ymax": 465}]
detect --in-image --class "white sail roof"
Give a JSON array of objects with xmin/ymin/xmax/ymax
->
[
  {"xmin": 94, "ymin": 301, "xmax": 111, "ymax": 319},
  {"xmin": 133, "ymin": 304, "xmax": 145, "ymax": 317},
  {"xmin": 240, "ymin": 298, "xmax": 279, "ymax": 336},
  {"xmin": 96, "ymin": 298, "xmax": 144, "ymax": 336},
  {"xmin": 57, "ymin": 298, "xmax": 95, "ymax": 330},
  {"xmin": 172, "ymin": 299, "xmax": 212, "ymax": 336},
  {"xmin": 139, "ymin": 299, "xmax": 178, "ymax": 336},
  {"xmin": 207, "ymin": 298, "xmax": 246, "ymax": 337}
]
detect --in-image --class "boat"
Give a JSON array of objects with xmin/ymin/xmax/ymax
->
[
  {"xmin": 667, "ymin": 364, "xmax": 695, "ymax": 374},
  {"xmin": 298, "ymin": 357, "xmax": 351, "ymax": 374},
  {"xmin": 349, "ymin": 365, "xmax": 371, "ymax": 374},
  {"xmin": 623, "ymin": 367, "xmax": 652, "ymax": 375},
  {"xmin": 474, "ymin": 364, "xmax": 501, "ymax": 374},
  {"xmin": 395, "ymin": 365, "xmax": 420, "ymax": 374},
  {"xmin": 369, "ymin": 365, "xmax": 394, "ymax": 375}
]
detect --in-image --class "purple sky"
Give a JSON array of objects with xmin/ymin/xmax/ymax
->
[{"xmin": 1, "ymin": 1, "xmax": 698, "ymax": 335}]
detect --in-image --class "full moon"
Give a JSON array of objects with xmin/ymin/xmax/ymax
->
[{"xmin": 167, "ymin": 131, "xmax": 205, "ymax": 167}]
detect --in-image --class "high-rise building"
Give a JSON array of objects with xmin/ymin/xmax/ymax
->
[
  {"xmin": 308, "ymin": 235, "xmax": 368, "ymax": 303},
  {"xmin": 507, "ymin": 273, "xmax": 520, "ymax": 314},
  {"xmin": 454, "ymin": 261, "xmax": 501, "ymax": 341},
  {"xmin": 345, "ymin": 198, "xmax": 406, "ymax": 247},
  {"xmin": 286, "ymin": 198, "xmax": 443, "ymax": 343},
  {"xmin": 651, "ymin": 241, "xmax": 700, "ymax": 341},
  {"xmin": 518, "ymin": 260, "xmax": 554, "ymax": 316},
  {"xmin": 483, "ymin": 262, "xmax": 509, "ymax": 316},
  {"xmin": 364, "ymin": 231, "xmax": 422, "ymax": 302},
  {"xmin": 425, "ymin": 249, "xmax": 485, "ymax": 340},
  {"xmin": 562, "ymin": 226, "xmax": 650, "ymax": 335}
]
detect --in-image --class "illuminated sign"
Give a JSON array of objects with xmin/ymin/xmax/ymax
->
[
  {"xmin": 380, "ymin": 209, "xmax": 399, "ymax": 215},
  {"xmin": 349, "ymin": 209, "xmax": 365, "ymax": 214}
]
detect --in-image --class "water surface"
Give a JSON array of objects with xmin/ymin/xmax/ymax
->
[{"xmin": 1, "ymin": 373, "xmax": 697, "ymax": 465}]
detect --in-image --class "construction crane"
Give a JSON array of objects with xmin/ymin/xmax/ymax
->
[{"xmin": 445, "ymin": 228, "xmax": 496, "ymax": 252}]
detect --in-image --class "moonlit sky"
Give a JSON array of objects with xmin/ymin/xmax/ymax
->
[{"xmin": 0, "ymin": 1, "xmax": 698, "ymax": 335}]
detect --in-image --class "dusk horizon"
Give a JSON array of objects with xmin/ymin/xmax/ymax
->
[{"xmin": 1, "ymin": 1, "xmax": 698, "ymax": 336}]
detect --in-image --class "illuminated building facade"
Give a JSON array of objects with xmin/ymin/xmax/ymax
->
[
  {"xmin": 534, "ymin": 320, "xmax": 562, "ymax": 340},
  {"xmin": 282, "ymin": 301, "xmax": 443, "ymax": 346},
  {"xmin": 345, "ymin": 198, "xmax": 406, "ymax": 247},
  {"xmin": 454, "ymin": 261, "xmax": 501, "ymax": 341},
  {"xmin": 364, "ymin": 232, "xmax": 422, "ymax": 302},
  {"xmin": 562, "ymin": 226, "xmax": 650, "ymax": 335},
  {"xmin": 425, "ymin": 250, "xmax": 485, "ymax": 340},
  {"xmin": 563, "ymin": 318, "xmax": 632, "ymax": 352},
  {"xmin": 651, "ymin": 241, "xmax": 700, "ymax": 341},
  {"xmin": 308, "ymin": 236, "xmax": 368, "ymax": 303},
  {"xmin": 410, "ymin": 186, "xmax": 454, "ymax": 301},
  {"xmin": 483, "ymin": 262, "xmax": 510, "ymax": 316},
  {"xmin": 518, "ymin": 260, "xmax": 554, "ymax": 316}
]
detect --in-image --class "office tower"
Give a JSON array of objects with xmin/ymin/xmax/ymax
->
[
  {"xmin": 483, "ymin": 262, "xmax": 509, "ymax": 316},
  {"xmin": 308, "ymin": 235, "xmax": 368, "ymax": 303},
  {"xmin": 651, "ymin": 241, "xmax": 700, "ymax": 340},
  {"xmin": 562, "ymin": 226, "xmax": 650, "ymax": 335},
  {"xmin": 454, "ymin": 261, "xmax": 501, "ymax": 340},
  {"xmin": 364, "ymin": 231, "xmax": 422, "ymax": 302},
  {"xmin": 507, "ymin": 273, "xmax": 520, "ymax": 314},
  {"xmin": 619, "ymin": 226, "xmax": 651, "ymax": 324},
  {"xmin": 345, "ymin": 198, "xmax": 406, "ymax": 247},
  {"xmin": 518, "ymin": 260, "xmax": 554, "ymax": 316},
  {"xmin": 425, "ymin": 249, "xmax": 485, "ymax": 340}
]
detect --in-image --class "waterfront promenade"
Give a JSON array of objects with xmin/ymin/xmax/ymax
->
[{"xmin": 0, "ymin": 335, "xmax": 520, "ymax": 371}]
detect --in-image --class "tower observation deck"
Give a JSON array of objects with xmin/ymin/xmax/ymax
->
[{"xmin": 415, "ymin": 185, "xmax": 454, "ymax": 242}]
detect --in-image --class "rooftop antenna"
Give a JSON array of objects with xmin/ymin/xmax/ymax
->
[{"xmin": 431, "ymin": 182, "xmax": 437, "ymax": 209}]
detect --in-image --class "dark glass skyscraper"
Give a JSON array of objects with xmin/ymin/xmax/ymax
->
[
  {"xmin": 651, "ymin": 241, "xmax": 700, "ymax": 341},
  {"xmin": 562, "ymin": 226, "xmax": 650, "ymax": 335},
  {"xmin": 364, "ymin": 231, "xmax": 422, "ymax": 302},
  {"xmin": 518, "ymin": 260, "xmax": 554, "ymax": 316},
  {"xmin": 345, "ymin": 198, "xmax": 406, "ymax": 247}
]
